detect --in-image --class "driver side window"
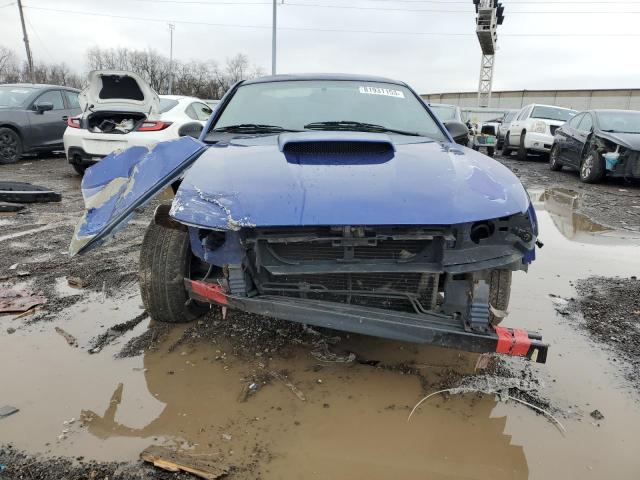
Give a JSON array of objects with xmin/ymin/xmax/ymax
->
[
  {"xmin": 34, "ymin": 90, "xmax": 64, "ymax": 110},
  {"xmin": 517, "ymin": 106, "xmax": 530, "ymax": 121},
  {"xmin": 578, "ymin": 114, "xmax": 593, "ymax": 132},
  {"xmin": 567, "ymin": 113, "xmax": 583, "ymax": 129}
]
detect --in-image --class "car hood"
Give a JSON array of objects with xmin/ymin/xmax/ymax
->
[
  {"xmin": 170, "ymin": 132, "xmax": 530, "ymax": 229},
  {"xmin": 597, "ymin": 131, "xmax": 640, "ymax": 150},
  {"xmin": 79, "ymin": 70, "xmax": 160, "ymax": 114}
]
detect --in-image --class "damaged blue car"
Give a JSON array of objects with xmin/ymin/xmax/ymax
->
[{"xmin": 71, "ymin": 74, "xmax": 548, "ymax": 363}]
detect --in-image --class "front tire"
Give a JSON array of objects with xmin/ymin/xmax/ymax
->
[
  {"xmin": 549, "ymin": 144, "xmax": 563, "ymax": 171},
  {"xmin": 489, "ymin": 269, "xmax": 512, "ymax": 325},
  {"xmin": 517, "ymin": 132, "xmax": 528, "ymax": 161},
  {"xmin": 579, "ymin": 149, "xmax": 604, "ymax": 184},
  {"xmin": 139, "ymin": 221, "xmax": 208, "ymax": 323},
  {"xmin": 502, "ymin": 133, "xmax": 512, "ymax": 156},
  {"xmin": 0, "ymin": 128, "xmax": 22, "ymax": 164},
  {"xmin": 72, "ymin": 164, "xmax": 87, "ymax": 176}
]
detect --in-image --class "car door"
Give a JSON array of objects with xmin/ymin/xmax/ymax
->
[
  {"xmin": 63, "ymin": 89, "xmax": 82, "ymax": 120},
  {"xmin": 573, "ymin": 113, "xmax": 594, "ymax": 162},
  {"xmin": 556, "ymin": 113, "xmax": 583, "ymax": 165},
  {"xmin": 28, "ymin": 89, "xmax": 68, "ymax": 149},
  {"xmin": 509, "ymin": 106, "xmax": 530, "ymax": 145}
]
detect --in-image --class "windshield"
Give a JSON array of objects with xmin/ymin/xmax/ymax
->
[
  {"xmin": 159, "ymin": 98, "xmax": 179, "ymax": 113},
  {"xmin": 210, "ymin": 80, "xmax": 447, "ymax": 141},
  {"xmin": 0, "ymin": 86, "xmax": 34, "ymax": 107},
  {"xmin": 596, "ymin": 111, "xmax": 640, "ymax": 134},
  {"xmin": 504, "ymin": 111, "xmax": 517, "ymax": 122},
  {"xmin": 531, "ymin": 106, "xmax": 576, "ymax": 122},
  {"xmin": 430, "ymin": 105, "xmax": 458, "ymax": 122}
]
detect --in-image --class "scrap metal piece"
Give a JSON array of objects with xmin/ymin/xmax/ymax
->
[
  {"xmin": 0, "ymin": 288, "xmax": 46, "ymax": 313},
  {"xmin": 0, "ymin": 181, "xmax": 61, "ymax": 203}
]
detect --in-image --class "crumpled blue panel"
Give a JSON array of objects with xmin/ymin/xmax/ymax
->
[
  {"xmin": 170, "ymin": 135, "xmax": 530, "ymax": 229},
  {"xmin": 69, "ymin": 136, "xmax": 206, "ymax": 256}
]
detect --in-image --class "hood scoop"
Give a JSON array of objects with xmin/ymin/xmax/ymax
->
[{"xmin": 279, "ymin": 131, "xmax": 395, "ymax": 165}]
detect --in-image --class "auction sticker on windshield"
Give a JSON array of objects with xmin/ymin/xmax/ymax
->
[{"xmin": 359, "ymin": 86, "xmax": 405, "ymax": 98}]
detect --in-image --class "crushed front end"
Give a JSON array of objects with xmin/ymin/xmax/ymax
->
[{"xmin": 182, "ymin": 210, "xmax": 547, "ymax": 363}]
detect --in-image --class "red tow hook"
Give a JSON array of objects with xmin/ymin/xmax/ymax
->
[
  {"xmin": 186, "ymin": 279, "xmax": 229, "ymax": 305},
  {"xmin": 494, "ymin": 326, "xmax": 532, "ymax": 357}
]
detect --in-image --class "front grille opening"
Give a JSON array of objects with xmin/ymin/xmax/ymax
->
[
  {"xmin": 269, "ymin": 239, "xmax": 430, "ymax": 262},
  {"xmin": 260, "ymin": 272, "xmax": 439, "ymax": 313}
]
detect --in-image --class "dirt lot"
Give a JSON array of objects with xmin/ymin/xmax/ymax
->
[{"xmin": 1, "ymin": 153, "xmax": 640, "ymax": 479}]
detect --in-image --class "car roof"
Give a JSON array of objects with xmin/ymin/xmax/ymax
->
[
  {"xmin": 590, "ymin": 109, "xmax": 639, "ymax": 114},
  {"xmin": 1, "ymin": 83, "xmax": 79, "ymax": 92},
  {"xmin": 242, "ymin": 73, "xmax": 406, "ymax": 86},
  {"xmin": 526, "ymin": 103, "xmax": 575, "ymax": 110}
]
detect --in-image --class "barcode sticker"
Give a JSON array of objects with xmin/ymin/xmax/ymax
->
[{"xmin": 358, "ymin": 86, "xmax": 405, "ymax": 98}]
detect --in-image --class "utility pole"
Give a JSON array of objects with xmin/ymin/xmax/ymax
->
[
  {"xmin": 16, "ymin": 0, "xmax": 34, "ymax": 83},
  {"xmin": 168, "ymin": 23, "xmax": 175, "ymax": 94},
  {"xmin": 271, "ymin": 0, "xmax": 277, "ymax": 75},
  {"xmin": 473, "ymin": 0, "xmax": 505, "ymax": 107}
]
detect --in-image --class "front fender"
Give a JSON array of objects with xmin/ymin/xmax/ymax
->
[{"xmin": 69, "ymin": 136, "xmax": 206, "ymax": 256}]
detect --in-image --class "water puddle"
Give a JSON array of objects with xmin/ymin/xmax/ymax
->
[{"xmin": 1, "ymin": 202, "xmax": 640, "ymax": 478}]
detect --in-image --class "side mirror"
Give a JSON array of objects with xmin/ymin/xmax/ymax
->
[
  {"xmin": 178, "ymin": 122, "xmax": 203, "ymax": 139},
  {"xmin": 444, "ymin": 121, "xmax": 470, "ymax": 146},
  {"xmin": 34, "ymin": 102, "xmax": 54, "ymax": 113}
]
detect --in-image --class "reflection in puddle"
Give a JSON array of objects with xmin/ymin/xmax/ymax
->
[
  {"xmin": 531, "ymin": 187, "xmax": 638, "ymax": 243},
  {"xmin": 2, "ymin": 205, "xmax": 640, "ymax": 478}
]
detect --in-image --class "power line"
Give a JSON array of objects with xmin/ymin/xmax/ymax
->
[
  {"xmin": 84, "ymin": 0, "xmax": 640, "ymax": 12},
  {"xmin": 283, "ymin": 2, "xmax": 640, "ymax": 13},
  {"xmin": 21, "ymin": 5, "xmax": 640, "ymax": 37}
]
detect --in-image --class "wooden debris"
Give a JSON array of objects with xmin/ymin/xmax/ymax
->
[
  {"xmin": 140, "ymin": 445, "xmax": 229, "ymax": 480},
  {"xmin": 54, "ymin": 326, "xmax": 78, "ymax": 347}
]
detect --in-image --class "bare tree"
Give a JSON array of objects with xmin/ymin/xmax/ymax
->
[
  {"xmin": 1, "ymin": 44, "xmax": 263, "ymax": 98},
  {"xmin": 0, "ymin": 46, "xmax": 20, "ymax": 83}
]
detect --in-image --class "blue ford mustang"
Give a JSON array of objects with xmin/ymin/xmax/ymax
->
[{"xmin": 70, "ymin": 74, "xmax": 547, "ymax": 362}]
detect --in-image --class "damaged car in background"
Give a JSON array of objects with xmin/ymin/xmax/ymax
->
[
  {"xmin": 70, "ymin": 74, "xmax": 548, "ymax": 363},
  {"xmin": 63, "ymin": 70, "xmax": 212, "ymax": 175},
  {"xmin": 550, "ymin": 109, "xmax": 640, "ymax": 183}
]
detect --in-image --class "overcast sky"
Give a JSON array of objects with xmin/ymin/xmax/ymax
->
[{"xmin": 1, "ymin": 0, "xmax": 639, "ymax": 94}]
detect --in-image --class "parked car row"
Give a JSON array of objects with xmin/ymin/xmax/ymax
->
[
  {"xmin": 0, "ymin": 71, "xmax": 213, "ymax": 174},
  {"xmin": 0, "ymin": 84, "xmax": 81, "ymax": 164},
  {"xmin": 494, "ymin": 103, "xmax": 640, "ymax": 183}
]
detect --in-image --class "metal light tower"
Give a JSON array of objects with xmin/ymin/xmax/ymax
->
[
  {"xmin": 473, "ymin": 0, "xmax": 504, "ymax": 107},
  {"xmin": 168, "ymin": 23, "xmax": 175, "ymax": 94}
]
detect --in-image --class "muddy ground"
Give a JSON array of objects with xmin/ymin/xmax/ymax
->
[{"xmin": 1, "ymin": 153, "xmax": 640, "ymax": 479}]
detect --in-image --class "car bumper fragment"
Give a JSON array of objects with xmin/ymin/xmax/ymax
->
[{"xmin": 185, "ymin": 279, "xmax": 549, "ymax": 363}]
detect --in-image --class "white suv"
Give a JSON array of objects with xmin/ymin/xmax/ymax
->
[{"xmin": 503, "ymin": 104, "xmax": 576, "ymax": 160}]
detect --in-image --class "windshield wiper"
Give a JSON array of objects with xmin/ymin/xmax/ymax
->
[
  {"xmin": 304, "ymin": 120, "xmax": 422, "ymax": 137},
  {"xmin": 212, "ymin": 124, "xmax": 303, "ymax": 133},
  {"xmin": 602, "ymin": 129, "xmax": 639, "ymax": 134}
]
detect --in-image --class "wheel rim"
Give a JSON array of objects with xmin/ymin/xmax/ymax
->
[
  {"xmin": 582, "ymin": 155, "xmax": 593, "ymax": 179},
  {"xmin": 0, "ymin": 133, "xmax": 18, "ymax": 160}
]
